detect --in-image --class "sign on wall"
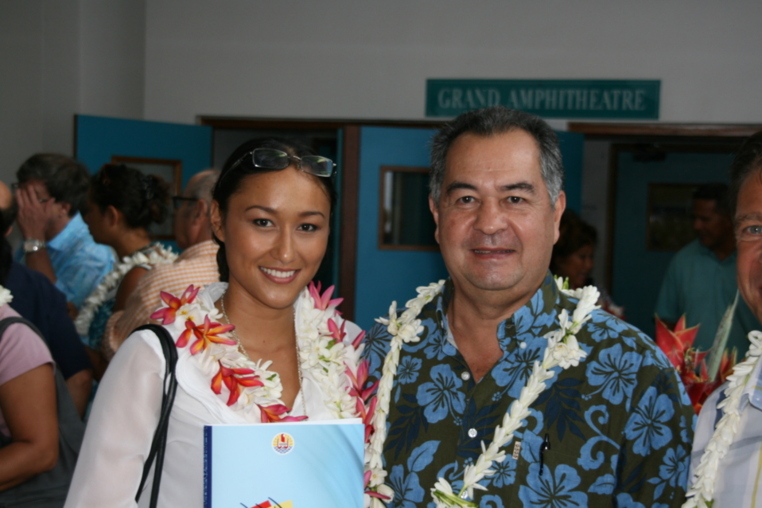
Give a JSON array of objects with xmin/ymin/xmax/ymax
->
[{"xmin": 426, "ymin": 79, "xmax": 660, "ymax": 119}]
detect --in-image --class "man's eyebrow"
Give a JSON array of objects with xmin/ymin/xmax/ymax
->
[
  {"xmin": 501, "ymin": 182, "xmax": 535, "ymax": 193},
  {"xmin": 735, "ymin": 212, "xmax": 762, "ymax": 225},
  {"xmin": 444, "ymin": 181, "xmax": 536, "ymax": 195},
  {"xmin": 444, "ymin": 181, "xmax": 477, "ymax": 195}
]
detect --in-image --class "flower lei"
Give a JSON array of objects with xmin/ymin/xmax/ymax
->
[
  {"xmin": 149, "ymin": 282, "xmax": 382, "ymax": 505},
  {"xmin": 75, "ymin": 244, "xmax": 177, "ymax": 336},
  {"xmin": 367, "ymin": 277, "xmax": 599, "ymax": 508},
  {"xmin": 683, "ymin": 330, "xmax": 762, "ymax": 508},
  {"xmin": 0, "ymin": 285, "xmax": 13, "ymax": 307}
]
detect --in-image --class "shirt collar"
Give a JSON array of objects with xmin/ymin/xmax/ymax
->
[
  {"xmin": 47, "ymin": 212, "xmax": 87, "ymax": 251},
  {"xmin": 740, "ymin": 351, "xmax": 762, "ymax": 412},
  {"xmin": 438, "ymin": 272, "xmax": 562, "ymax": 352}
]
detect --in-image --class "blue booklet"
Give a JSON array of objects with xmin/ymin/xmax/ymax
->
[{"xmin": 204, "ymin": 419, "xmax": 364, "ymax": 508}]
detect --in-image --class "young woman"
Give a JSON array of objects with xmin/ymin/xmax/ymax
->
[
  {"xmin": 64, "ymin": 139, "xmax": 372, "ymax": 507},
  {"xmin": 78, "ymin": 164, "xmax": 175, "ymax": 377}
]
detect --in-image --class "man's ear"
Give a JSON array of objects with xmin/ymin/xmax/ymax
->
[
  {"xmin": 59, "ymin": 201, "xmax": 72, "ymax": 217},
  {"xmin": 210, "ymin": 200, "xmax": 224, "ymax": 241},
  {"xmin": 552, "ymin": 191, "xmax": 567, "ymax": 244},
  {"xmin": 194, "ymin": 199, "xmax": 208, "ymax": 222},
  {"xmin": 105, "ymin": 205, "xmax": 120, "ymax": 227},
  {"xmin": 429, "ymin": 195, "xmax": 441, "ymax": 245}
]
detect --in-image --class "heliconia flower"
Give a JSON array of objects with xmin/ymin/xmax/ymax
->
[
  {"xmin": 176, "ymin": 315, "xmax": 236, "ymax": 354},
  {"xmin": 211, "ymin": 361, "xmax": 264, "ymax": 406},
  {"xmin": 655, "ymin": 314, "xmax": 700, "ymax": 370},
  {"xmin": 352, "ymin": 329, "xmax": 366, "ymax": 350},
  {"xmin": 259, "ymin": 403, "xmax": 308, "ymax": 423},
  {"xmin": 327, "ymin": 318, "xmax": 346, "ymax": 344},
  {"xmin": 150, "ymin": 285, "xmax": 200, "ymax": 325},
  {"xmin": 346, "ymin": 360, "xmax": 378, "ymax": 401},
  {"xmin": 308, "ymin": 281, "xmax": 343, "ymax": 311}
]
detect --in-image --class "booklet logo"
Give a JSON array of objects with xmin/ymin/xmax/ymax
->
[{"xmin": 271, "ymin": 433, "xmax": 295, "ymax": 455}]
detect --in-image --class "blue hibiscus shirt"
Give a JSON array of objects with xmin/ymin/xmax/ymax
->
[
  {"xmin": 15, "ymin": 212, "xmax": 114, "ymax": 308},
  {"xmin": 365, "ymin": 273, "xmax": 695, "ymax": 508}
]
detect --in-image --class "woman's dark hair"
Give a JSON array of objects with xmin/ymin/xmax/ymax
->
[
  {"xmin": 89, "ymin": 164, "xmax": 170, "ymax": 230},
  {"xmin": 213, "ymin": 138, "xmax": 336, "ymax": 282},
  {"xmin": 550, "ymin": 209, "xmax": 597, "ymax": 274}
]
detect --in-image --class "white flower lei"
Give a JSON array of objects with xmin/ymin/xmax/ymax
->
[
  {"xmin": 367, "ymin": 277, "xmax": 599, "ymax": 508},
  {"xmin": 683, "ymin": 330, "xmax": 762, "ymax": 508},
  {"xmin": 75, "ymin": 244, "xmax": 177, "ymax": 336},
  {"xmin": 0, "ymin": 285, "xmax": 13, "ymax": 307}
]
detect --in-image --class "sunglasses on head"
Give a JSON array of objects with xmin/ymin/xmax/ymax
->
[{"xmin": 227, "ymin": 148, "xmax": 336, "ymax": 178}]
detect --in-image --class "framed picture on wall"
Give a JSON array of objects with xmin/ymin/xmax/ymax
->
[
  {"xmin": 110, "ymin": 156, "xmax": 182, "ymax": 240},
  {"xmin": 647, "ymin": 183, "xmax": 697, "ymax": 251}
]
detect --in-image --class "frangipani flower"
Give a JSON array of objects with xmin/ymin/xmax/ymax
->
[
  {"xmin": 177, "ymin": 315, "xmax": 236, "ymax": 354},
  {"xmin": 151, "ymin": 284, "xmax": 200, "ymax": 325},
  {"xmin": 211, "ymin": 361, "xmax": 264, "ymax": 406},
  {"xmin": 259, "ymin": 403, "xmax": 308, "ymax": 423}
]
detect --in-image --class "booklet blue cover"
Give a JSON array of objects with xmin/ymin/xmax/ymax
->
[{"xmin": 204, "ymin": 419, "xmax": 364, "ymax": 508}]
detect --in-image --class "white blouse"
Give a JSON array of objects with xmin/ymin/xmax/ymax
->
[{"xmin": 65, "ymin": 283, "xmax": 363, "ymax": 507}]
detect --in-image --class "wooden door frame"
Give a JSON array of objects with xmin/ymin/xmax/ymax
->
[{"xmin": 198, "ymin": 116, "xmax": 444, "ymax": 321}]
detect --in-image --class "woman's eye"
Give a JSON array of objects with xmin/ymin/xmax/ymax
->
[
  {"xmin": 299, "ymin": 223, "xmax": 319, "ymax": 232},
  {"xmin": 253, "ymin": 218, "xmax": 271, "ymax": 227}
]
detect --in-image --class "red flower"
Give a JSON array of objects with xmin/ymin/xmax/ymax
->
[
  {"xmin": 259, "ymin": 403, "xmax": 308, "ymax": 423},
  {"xmin": 346, "ymin": 359, "xmax": 378, "ymax": 401},
  {"xmin": 308, "ymin": 281, "xmax": 343, "ymax": 311},
  {"xmin": 211, "ymin": 361, "xmax": 264, "ymax": 406},
  {"xmin": 150, "ymin": 285, "xmax": 200, "ymax": 325},
  {"xmin": 176, "ymin": 315, "xmax": 236, "ymax": 354}
]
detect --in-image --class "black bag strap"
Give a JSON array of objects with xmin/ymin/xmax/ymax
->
[
  {"xmin": 133, "ymin": 323, "xmax": 179, "ymax": 508},
  {"xmin": 0, "ymin": 316, "xmax": 47, "ymax": 348}
]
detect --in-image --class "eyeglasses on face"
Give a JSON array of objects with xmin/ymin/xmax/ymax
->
[
  {"xmin": 172, "ymin": 196, "xmax": 197, "ymax": 210},
  {"xmin": 227, "ymin": 148, "xmax": 336, "ymax": 178},
  {"xmin": 11, "ymin": 182, "xmax": 52, "ymax": 204}
]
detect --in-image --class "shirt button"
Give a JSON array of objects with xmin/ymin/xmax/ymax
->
[
  {"xmin": 468, "ymin": 428, "xmax": 478, "ymax": 438},
  {"xmin": 461, "ymin": 371, "xmax": 471, "ymax": 381}
]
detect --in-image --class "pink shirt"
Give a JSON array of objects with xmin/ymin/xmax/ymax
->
[{"xmin": 0, "ymin": 303, "xmax": 53, "ymax": 436}]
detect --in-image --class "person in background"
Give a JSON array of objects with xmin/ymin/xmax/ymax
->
[
  {"xmin": 77, "ymin": 164, "xmax": 174, "ymax": 380},
  {"xmin": 0, "ymin": 181, "xmax": 92, "ymax": 417},
  {"xmin": 551, "ymin": 209, "xmax": 624, "ymax": 318},
  {"xmin": 0, "ymin": 191, "xmax": 83, "ymax": 506},
  {"xmin": 13, "ymin": 153, "xmax": 114, "ymax": 315},
  {"xmin": 365, "ymin": 106, "xmax": 694, "ymax": 507},
  {"xmin": 686, "ymin": 130, "xmax": 762, "ymax": 506},
  {"xmin": 101, "ymin": 169, "xmax": 220, "ymax": 358},
  {"xmin": 656, "ymin": 183, "xmax": 759, "ymax": 357}
]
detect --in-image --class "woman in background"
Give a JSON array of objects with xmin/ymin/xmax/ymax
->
[
  {"xmin": 551, "ymin": 209, "xmax": 624, "ymax": 318},
  {"xmin": 78, "ymin": 164, "xmax": 175, "ymax": 378}
]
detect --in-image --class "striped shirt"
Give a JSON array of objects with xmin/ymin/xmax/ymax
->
[
  {"xmin": 101, "ymin": 240, "xmax": 219, "ymax": 358},
  {"xmin": 689, "ymin": 349, "xmax": 762, "ymax": 506}
]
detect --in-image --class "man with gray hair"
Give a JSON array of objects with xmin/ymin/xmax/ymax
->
[
  {"xmin": 100, "ymin": 169, "xmax": 220, "ymax": 357},
  {"xmin": 687, "ymin": 130, "xmax": 762, "ymax": 507},
  {"xmin": 364, "ymin": 106, "xmax": 693, "ymax": 507}
]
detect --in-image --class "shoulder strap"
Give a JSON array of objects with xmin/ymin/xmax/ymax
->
[
  {"xmin": 133, "ymin": 323, "xmax": 179, "ymax": 508},
  {"xmin": 0, "ymin": 316, "xmax": 47, "ymax": 346}
]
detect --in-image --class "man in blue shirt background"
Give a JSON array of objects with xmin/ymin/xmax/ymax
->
[
  {"xmin": 655, "ymin": 183, "xmax": 759, "ymax": 357},
  {"xmin": 13, "ymin": 153, "xmax": 113, "ymax": 315}
]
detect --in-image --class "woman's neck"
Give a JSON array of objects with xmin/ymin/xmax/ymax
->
[{"xmin": 112, "ymin": 229, "xmax": 152, "ymax": 259}]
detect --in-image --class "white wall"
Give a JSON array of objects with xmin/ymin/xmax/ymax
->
[{"xmin": 143, "ymin": 0, "xmax": 762, "ymax": 124}]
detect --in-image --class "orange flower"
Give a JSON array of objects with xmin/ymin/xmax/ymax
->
[
  {"xmin": 211, "ymin": 361, "xmax": 264, "ymax": 406},
  {"xmin": 150, "ymin": 285, "xmax": 200, "ymax": 325},
  {"xmin": 259, "ymin": 403, "xmax": 307, "ymax": 423},
  {"xmin": 655, "ymin": 315, "xmax": 700, "ymax": 370},
  {"xmin": 176, "ymin": 315, "xmax": 236, "ymax": 354}
]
